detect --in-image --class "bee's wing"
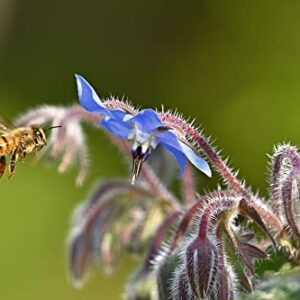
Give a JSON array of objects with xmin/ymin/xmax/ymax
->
[{"xmin": 0, "ymin": 114, "xmax": 15, "ymax": 133}]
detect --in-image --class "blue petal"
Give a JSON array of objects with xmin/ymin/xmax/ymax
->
[
  {"xmin": 178, "ymin": 141, "xmax": 212, "ymax": 177},
  {"xmin": 162, "ymin": 144, "xmax": 187, "ymax": 177},
  {"xmin": 100, "ymin": 117, "xmax": 132, "ymax": 139},
  {"xmin": 157, "ymin": 130, "xmax": 211, "ymax": 177},
  {"xmin": 108, "ymin": 109, "xmax": 129, "ymax": 121},
  {"xmin": 75, "ymin": 74, "xmax": 112, "ymax": 117},
  {"xmin": 124, "ymin": 109, "xmax": 163, "ymax": 133},
  {"xmin": 156, "ymin": 131, "xmax": 187, "ymax": 177}
]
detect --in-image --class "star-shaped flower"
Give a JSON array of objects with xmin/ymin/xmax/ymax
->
[{"xmin": 75, "ymin": 75, "xmax": 211, "ymax": 183}]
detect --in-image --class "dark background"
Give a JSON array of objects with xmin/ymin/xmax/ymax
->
[{"xmin": 1, "ymin": 1, "xmax": 300, "ymax": 299}]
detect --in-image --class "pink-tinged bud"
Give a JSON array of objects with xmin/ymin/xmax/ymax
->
[
  {"xmin": 214, "ymin": 222, "xmax": 236, "ymax": 300},
  {"xmin": 67, "ymin": 179, "xmax": 151, "ymax": 286},
  {"xmin": 185, "ymin": 236, "xmax": 218, "ymax": 298},
  {"xmin": 270, "ymin": 144, "xmax": 300, "ymax": 239},
  {"xmin": 281, "ymin": 173, "xmax": 300, "ymax": 238},
  {"xmin": 215, "ymin": 268, "xmax": 235, "ymax": 300},
  {"xmin": 68, "ymin": 230, "xmax": 92, "ymax": 287},
  {"xmin": 171, "ymin": 266, "xmax": 197, "ymax": 300}
]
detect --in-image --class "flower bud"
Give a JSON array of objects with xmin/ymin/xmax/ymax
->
[
  {"xmin": 171, "ymin": 266, "xmax": 197, "ymax": 300},
  {"xmin": 185, "ymin": 236, "xmax": 218, "ymax": 298}
]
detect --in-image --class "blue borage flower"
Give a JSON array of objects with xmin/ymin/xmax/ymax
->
[{"xmin": 75, "ymin": 74, "xmax": 211, "ymax": 183}]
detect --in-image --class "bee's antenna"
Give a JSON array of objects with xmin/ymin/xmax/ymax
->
[{"xmin": 46, "ymin": 125, "xmax": 62, "ymax": 131}]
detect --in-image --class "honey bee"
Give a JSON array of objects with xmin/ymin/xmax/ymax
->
[{"xmin": 0, "ymin": 116, "xmax": 60, "ymax": 178}]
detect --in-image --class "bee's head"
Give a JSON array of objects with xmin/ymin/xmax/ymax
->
[{"xmin": 32, "ymin": 127, "xmax": 47, "ymax": 147}]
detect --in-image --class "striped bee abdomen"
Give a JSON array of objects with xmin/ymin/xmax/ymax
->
[{"xmin": 0, "ymin": 135, "xmax": 11, "ymax": 155}]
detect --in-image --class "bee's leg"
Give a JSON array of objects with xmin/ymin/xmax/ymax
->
[
  {"xmin": 9, "ymin": 147, "xmax": 19, "ymax": 178},
  {"xmin": 0, "ymin": 156, "xmax": 6, "ymax": 178},
  {"xmin": 20, "ymin": 143, "xmax": 27, "ymax": 163}
]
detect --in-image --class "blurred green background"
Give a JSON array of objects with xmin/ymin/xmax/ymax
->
[{"xmin": 1, "ymin": 0, "xmax": 300, "ymax": 299}]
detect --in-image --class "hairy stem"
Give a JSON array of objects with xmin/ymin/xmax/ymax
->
[
  {"xmin": 160, "ymin": 112, "xmax": 245, "ymax": 195},
  {"xmin": 198, "ymin": 197, "xmax": 237, "ymax": 241},
  {"xmin": 181, "ymin": 163, "xmax": 196, "ymax": 205}
]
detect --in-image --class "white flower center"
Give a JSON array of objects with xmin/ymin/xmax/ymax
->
[{"xmin": 129, "ymin": 127, "xmax": 158, "ymax": 154}]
